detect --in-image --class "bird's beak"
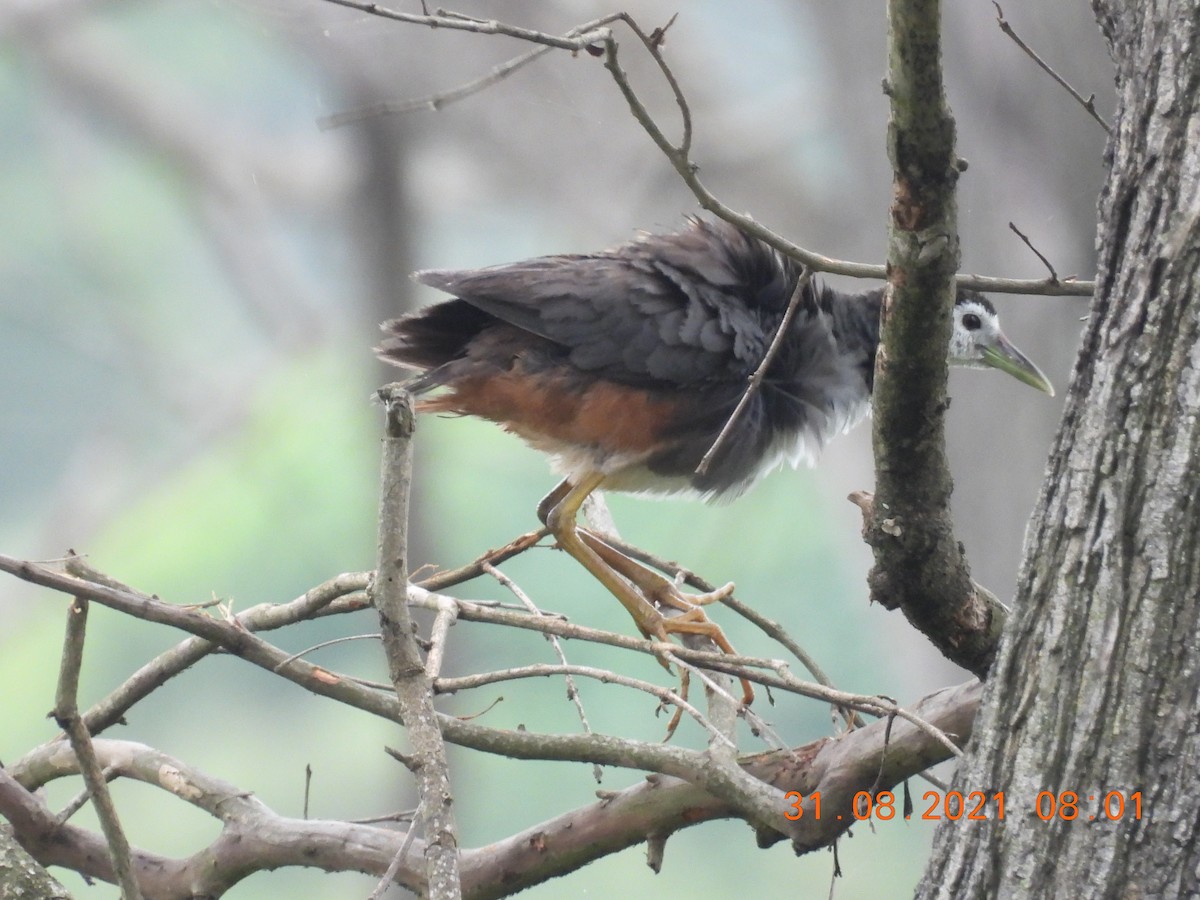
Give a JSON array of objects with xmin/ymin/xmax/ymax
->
[{"xmin": 980, "ymin": 333, "xmax": 1055, "ymax": 397}]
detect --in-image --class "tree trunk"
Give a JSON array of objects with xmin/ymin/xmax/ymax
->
[
  {"xmin": 916, "ymin": 2, "xmax": 1200, "ymax": 897},
  {"xmin": 0, "ymin": 830, "xmax": 71, "ymax": 899}
]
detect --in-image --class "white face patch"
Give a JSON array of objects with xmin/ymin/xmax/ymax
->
[{"xmin": 948, "ymin": 299, "xmax": 1003, "ymax": 370}]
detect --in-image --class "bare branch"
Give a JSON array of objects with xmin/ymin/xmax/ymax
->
[
  {"xmin": 373, "ymin": 384, "xmax": 461, "ymax": 899},
  {"xmin": 993, "ymin": 2, "xmax": 1112, "ymax": 134},
  {"xmin": 436, "ymin": 661, "xmax": 734, "ymax": 751},
  {"xmin": 594, "ymin": 14, "xmax": 1093, "ymax": 294},
  {"xmin": 318, "ymin": 8, "xmax": 635, "ymax": 129},
  {"xmin": 319, "ymin": 43, "xmax": 552, "ymax": 129},
  {"xmin": 423, "ymin": 591, "xmax": 460, "ymax": 679},
  {"xmin": 320, "ymin": 0, "xmax": 610, "ymax": 51},
  {"xmin": 672, "ymin": 651, "xmax": 964, "ymax": 758},
  {"xmin": 865, "ymin": 0, "xmax": 1002, "ymax": 677},
  {"xmin": 1008, "ymin": 221, "xmax": 1061, "ymax": 282},
  {"xmin": 318, "ymin": 1, "xmax": 1095, "ymax": 297},
  {"xmin": 416, "ymin": 527, "xmax": 548, "ymax": 592},
  {"xmin": 583, "ymin": 536, "xmax": 862, "ymax": 729},
  {"xmin": 2, "ymin": 674, "xmax": 978, "ymax": 899},
  {"xmin": 72, "ymin": 570, "xmax": 369, "ymax": 737},
  {"xmin": 55, "ymin": 766, "xmax": 117, "ymax": 825},
  {"xmin": 52, "ymin": 596, "xmax": 143, "ymax": 900},
  {"xmin": 653, "ymin": 645, "xmax": 788, "ymax": 751},
  {"xmin": 0, "ymin": 552, "xmax": 967, "ymax": 762},
  {"xmin": 481, "ymin": 561, "xmax": 603, "ymax": 777},
  {"xmin": 273, "ymin": 632, "xmax": 381, "ymax": 670},
  {"xmin": 455, "ymin": 681, "xmax": 981, "ymax": 896},
  {"xmin": 2, "ymin": 546, "xmax": 984, "ymax": 894},
  {"xmin": 5, "ymin": 740, "xmax": 425, "ymax": 896},
  {"xmin": 368, "ymin": 800, "xmax": 425, "ymax": 900}
]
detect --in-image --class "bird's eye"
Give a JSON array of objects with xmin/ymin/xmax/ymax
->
[{"xmin": 962, "ymin": 312, "xmax": 982, "ymax": 331}]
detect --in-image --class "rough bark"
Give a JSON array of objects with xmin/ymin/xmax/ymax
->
[
  {"xmin": 0, "ymin": 829, "xmax": 71, "ymax": 899},
  {"xmin": 870, "ymin": 0, "xmax": 1004, "ymax": 678},
  {"xmin": 916, "ymin": 2, "xmax": 1200, "ymax": 897},
  {"xmin": 374, "ymin": 385, "xmax": 462, "ymax": 899}
]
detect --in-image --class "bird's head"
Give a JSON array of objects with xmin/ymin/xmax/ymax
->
[{"xmin": 949, "ymin": 291, "xmax": 1055, "ymax": 396}]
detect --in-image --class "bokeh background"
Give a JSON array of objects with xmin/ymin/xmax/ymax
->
[{"xmin": 0, "ymin": 1, "xmax": 1110, "ymax": 897}]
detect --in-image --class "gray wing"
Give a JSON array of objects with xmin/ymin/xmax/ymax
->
[{"xmin": 414, "ymin": 219, "xmax": 805, "ymax": 386}]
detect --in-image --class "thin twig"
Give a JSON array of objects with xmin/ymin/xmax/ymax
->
[
  {"xmin": 611, "ymin": 12, "xmax": 692, "ymax": 155},
  {"xmin": 416, "ymin": 527, "xmax": 549, "ymax": 592},
  {"xmin": 348, "ymin": 808, "xmax": 417, "ymax": 825},
  {"xmin": 424, "ymin": 592, "xmax": 460, "ymax": 679},
  {"xmin": 55, "ymin": 766, "xmax": 117, "ymax": 825},
  {"xmin": 592, "ymin": 536, "xmax": 862, "ymax": 729},
  {"xmin": 321, "ymin": 0, "xmax": 611, "ymax": 51},
  {"xmin": 696, "ymin": 270, "xmax": 813, "ymax": 475},
  {"xmin": 919, "ymin": 771, "xmax": 949, "ymax": 792},
  {"xmin": 64, "ymin": 554, "xmax": 155, "ymax": 597},
  {"xmin": 481, "ymin": 562, "xmax": 602, "ymax": 778},
  {"xmin": 655, "ymin": 647, "xmax": 789, "ymax": 751},
  {"xmin": 319, "ymin": 44, "xmax": 551, "ymax": 129},
  {"xmin": 1008, "ymin": 221, "xmax": 1061, "ymax": 283},
  {"xmin": 992, "ymin": 2, "xmax": 1111, "ymax": 134},
  {"xmin": 73, "ymin": 573, "xmax": 369, "ymax": 738},
  {"xmin": 436, "ymin": 662, "xmax": 735, "ymax": 751},
  {"xmin": 716, "ymin": 595, "xmax": 862, "ymax": 731},
  {"xmin": 367, "ymin": 800, "xmax": 425, "ymax": 900},
  {"xmin": 273, "ymin": 633, "xmax": 382, "ymax": 670},
  {"xmin": 319, "ymin": 9, "xmax": 636, "ymax": 130},
  {"xmin": 303, "ymin": 764, "xmax": 312, "ymax": 819},
  {"xmin": 53, "ymin": 597, "xmax": 143, "ymax": 899},
  {"xmin": 322, "ymin": 0, "xmax": 1093, "ymax": 296},
  {"xmin": 598, "ymin": 31, "xmax": 878, "ymax": 278},
  {"xmin": 746, "ymin": 660, "xmax": 965, "ymax": 758},
  {"xmin": 594, "ymin": 25, "xmax": 1092, "ymax": 294}
]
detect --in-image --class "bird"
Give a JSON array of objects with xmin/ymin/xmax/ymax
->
[{"xmin": 377, "ymin": 217, "xmax": 1053, "ymax": 696}]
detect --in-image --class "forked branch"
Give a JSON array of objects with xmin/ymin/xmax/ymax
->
[{"xmin": 318, "ymin": 0, "xmax": 1093, "ymax": 296}]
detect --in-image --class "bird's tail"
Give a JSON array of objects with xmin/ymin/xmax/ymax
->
[{"xmin": 376, "ymin": 299, "xmax": 493, "ymax": 393}]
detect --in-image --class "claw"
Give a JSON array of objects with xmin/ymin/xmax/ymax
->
[{"xmin": 543, "ymin": 473, "xmax": 756, "ymax": 720}]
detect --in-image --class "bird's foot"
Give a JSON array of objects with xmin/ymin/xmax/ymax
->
[
  {"xmin": 648, "ymin": 614, "xmax": 754, "ymax": 742},
  {"xmin": 648, "ymin": 576, "xmax": 736, "ymax": 612},
  {"xmin": 655, "ymin": 608, "xmax": 755, "ymax": 709},
  {"xmin": 579, "ymin": 532, "xmax": 755, "ymax": 712},
  {"xmin": 540, "ymin": 480, "xmax": 753, "ymax": 731},
  {"xmin": 582, "ymin": 529, "xmax": 735, "ymax": 612}
]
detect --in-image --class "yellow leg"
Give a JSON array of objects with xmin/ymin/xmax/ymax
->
[
  {"xmin": 543, "ymin": 474, "xmax": 754, "ymax": 708},
  {"xmin": 541, "ymin": 477, "xmax": 736, "ymax": 613},
  {"xmin": 536, "ymin": 479, "xmax": 573, "ymax": 526},
  {"xmin": 544, "ymin": 472, "xmax": 670, "ymax": 641},
  {"xmin": 583, "ymin": 534, "xmax": 735, "ymax": 611},
  {"xmin": 584, "ymin": 535, "xmax": 754, "ymax": 707}
]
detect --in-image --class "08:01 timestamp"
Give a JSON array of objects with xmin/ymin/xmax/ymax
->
[{"xmin": 784, "ymin": 790, "xmax": 1143, "ymax": 822}]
